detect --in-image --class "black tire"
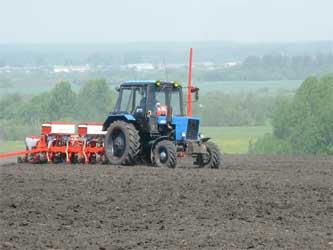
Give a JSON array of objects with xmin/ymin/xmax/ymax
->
[
  {"xmin": 104, "ymin": 120, "xmax": 140, "ymax": 165},
  {"xmin": 17, "ymin": 156, "xmax": 23, "ymax": 164},
  {"xmin": 153, "ymin": 140, "xmax": 177, "ymax": 168},
  {"xmin": 89, "ymin": 154, "xmax": 97, "ymax": 164},
  {"xmin": 70, "ymin": 154, "xmax": 79, "ymax": 164},
  {"xmin": 197, "ymin": 141, "xmax": 222, "ymax": 169}
]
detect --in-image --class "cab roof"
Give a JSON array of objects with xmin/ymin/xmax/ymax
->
[{"xmin": 121, "ymin": 80, "xmax": 179, "ymax": 87}]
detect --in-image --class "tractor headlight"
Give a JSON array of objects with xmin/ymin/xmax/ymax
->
[
  {"xmin": 173, "ymin": 82, "xmax": 180, "ymax": 88},
  {"xmin": 181, "ymin": 132, "xmax": 186, "ymax": 138},
  {"xmin": 199, "ymin": 133, "xmax": 204, "ymax": 139},
  {"xmin": 156, "ymin": 80, "xmax": 161, "ymax": 87}
]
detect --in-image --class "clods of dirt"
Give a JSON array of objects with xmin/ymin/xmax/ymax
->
[{"xmin": 0, "ymin": 155, "xmax": 332, "ymax": 249}]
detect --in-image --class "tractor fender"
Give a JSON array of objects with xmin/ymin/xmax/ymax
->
[
  {"xmin": 201, "ymin": 137, "xmax": 211, "ymax": 143},
  {"xmin": 103, "ymin": 114, "xmax": 136, "ymax": 131},
  {"xmin": 150, "ymin": 136, "xmax": 172, "ymax": 163}
]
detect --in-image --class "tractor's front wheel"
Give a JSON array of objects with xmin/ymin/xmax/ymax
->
[
  {"xmin": 153, "ymin": 140, "xmax": 177, "ymax": 168},
  {"xmin": 197, "ymin": 141, "xmax": 222, "ymax": 169},
  {"xmin": 104, "ymin": 120, "xmax": 140, "ymax": 165}
]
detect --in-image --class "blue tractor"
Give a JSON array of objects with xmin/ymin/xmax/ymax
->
[{"xmin": 102, "ymin": 80, "xmax": 222, "ymax": 168}]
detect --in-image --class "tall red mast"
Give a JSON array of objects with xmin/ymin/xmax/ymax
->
[{"xmin": 187, "ymin": 48, "xmax": 193, "ymax": 116}]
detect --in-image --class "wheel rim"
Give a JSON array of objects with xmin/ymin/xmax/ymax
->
[
  {"xmin": 107, "ymin": 128, "xmax": 126, "ymax": 158},
  {"xmin": 158, "ymin": 147, "xmax": 168, "ymax": 163}
]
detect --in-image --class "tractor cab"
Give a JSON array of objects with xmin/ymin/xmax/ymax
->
[
  {"xmin": 103, "ymin": 80, "xmax": 222, "ymax": 168},
  {"xmin": 114, "ymin": 80, "xmax": 184, "ymax": 118}
]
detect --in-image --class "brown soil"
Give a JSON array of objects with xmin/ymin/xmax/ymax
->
[{"xmin": 0, "ymin": 156, "xmax": 332, "ymax": 250}]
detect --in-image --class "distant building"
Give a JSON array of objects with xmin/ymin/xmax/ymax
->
[
  {"xmin": 165, "ymin": 64, "xmax": 186, "ymax": 69},
  {"xmin": 127, "ymin": 63, "xmax": 154, "ymax": 71},
  {"xmin": 53, "ymin": 65, "xmax": 91, "ymax": 73},
  {"xmin": 222, "ymin": 61, "xmax": 241, "ymax": 68},
  {"xmin": 196, "ymin": 62, "xmax": 216, "ymax": 70}
]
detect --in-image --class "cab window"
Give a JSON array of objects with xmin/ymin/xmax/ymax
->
[
  {"xmin": 116, "ymin": 87, "xmax": 146, "ymax": 113},
  {"xmin": 118, "ymin": 88, "xmax": 132, "ymax": 112}
]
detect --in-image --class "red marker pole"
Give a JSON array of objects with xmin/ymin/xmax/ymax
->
[{"xmin": 187, "ymin": 48, "xmax": 193, "ymax": 117}]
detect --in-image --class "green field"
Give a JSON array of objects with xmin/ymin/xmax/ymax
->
[
  {"xmin": 0, "ymin": 126, "xmax": 270, "ymax": 155},
  {"xmin": 201, "ymin": 126, "xmax": 271, "ymax": 154},
  {"xmin": 0, "ymin": 141, "xmax": 25, "ymax": 154}
]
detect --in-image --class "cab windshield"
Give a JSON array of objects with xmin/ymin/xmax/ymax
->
[
  {"xmin": 147, "ymin": 86, "xmax": 184, "ymax": 116},
  {"xmin": 114, "ymin": 85, "xmax": 184, "ymax": 116}
]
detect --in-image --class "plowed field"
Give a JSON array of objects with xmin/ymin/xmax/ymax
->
[{"xmin": 1, "ymin": 156, "xmax": 332, "ymax": 249}]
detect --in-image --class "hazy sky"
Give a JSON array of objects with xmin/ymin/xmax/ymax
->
[{"xmin": 0, "ymin": 0, "xmax": 332, "ymax": 43}]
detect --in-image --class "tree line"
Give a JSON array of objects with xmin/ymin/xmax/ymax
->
[
  {"xmin": 193, "ymin": 92, "xmax": 282, "ymax": 127},
  {"xmin": 1, "ymin": 42, "xmax": 332, "ymax": 66},
  {"xmin": 1, "ymin": 54, "xmax": 332, "ymax": 91},
  {"xmin": 250, "ymin": 74, "xmax": 333, "ymax": 155},
  {"xmin": 199, "ymin": 54, "xmax": 333, "ymax": 81},
  {"xmin": 0, "ymin": 79, "xmax": 115, "ymax": 140},
  {"xmin": 0, "ymin": 79, "xmax": 285, "ymax": 140}
]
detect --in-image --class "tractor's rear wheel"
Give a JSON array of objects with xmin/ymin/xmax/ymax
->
[
  {"xmin": 153, "ymin": 140, "xmax": 177, "ymax": 168},
  {"xmin": 197, "ymin": 141, "xmax": 222, "ymax": 169},
  {"xmin": 104, "ymin": 120, "xmax": 140, "ymax": 165}
]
